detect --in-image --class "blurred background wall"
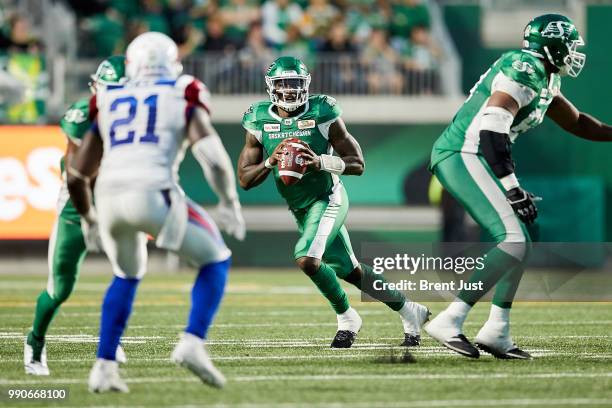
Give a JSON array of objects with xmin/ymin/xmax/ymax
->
[{"xmin": 0, "ymin": 0, "xmax": 610, "ymax": 267}]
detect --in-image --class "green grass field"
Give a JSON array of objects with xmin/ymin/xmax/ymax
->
[{"xmin": 1, "ymin": 269, "xmax": 611, "ymax": 407}]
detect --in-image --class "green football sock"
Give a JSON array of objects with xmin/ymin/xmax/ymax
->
[
  {"xmin": 492, "ymin": 264, "xmax": 525, "ymax": 308},
  {"xmin": 344, "ymin": 263, "xmax": 406, "ymax": 311},
  {"xmin": 308, "ymin": 262, "xmax": 350, "ymax": 314},
  {"xmin": 31, "ymin": 290, "xmax": 60, "ymax": 341},
  {"xmin": 458, "ymin": 247, "xmax": 522, "ymax": 306},
  {"xmin": 29, "ymin": 290, "xmax": 60, "ymax": 360}
]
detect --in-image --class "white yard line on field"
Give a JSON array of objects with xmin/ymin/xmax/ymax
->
[
  {"xmin": 2, "ymin": 372, "xmax": 612, "ymax": 387},
  {"xmin": 0, "ymin": 281, "xmax": 338, "ymax": 295},
  {"xmin": 2, "ymin": 321, "xmax": 612, "ymax": 332},
  {"xmin": 5, "ymin": 350, "xmax": 611, "ymax": 364},
  {"xmin": 1, "ymin": 332, "xmax": 612, "ymax": 348}
]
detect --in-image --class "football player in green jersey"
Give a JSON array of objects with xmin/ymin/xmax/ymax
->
[
  {"xmin": 426, "ymin": 14, "xmax": 612, "ymax": 359},
  {"xmin": 24, "ymin": 56, "xmax": 127, "ymax": 375},
  {"xmin": 238, "ymin": 56, "xmax": 430, "ymax": 348}
]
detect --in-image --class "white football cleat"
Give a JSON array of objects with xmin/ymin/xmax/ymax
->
[
  {"xmin": 398, "ymin": 301, "xmax": 431, "ymax": 346},
  {"xmin": 425, "ymin": 310, "xmax": 479, "ymax": 358},
  {"xmin": 88, "ymin": 359, "xmax": 129, "ymax": 393},
  {"xmin": 24, "ymin": 337, "xmax": 49, "ymax": 376},
  {"xmin": 475, "ymin": 319, "xmax": 532, "ymax": 360},
  {"xmin": 115, "ymin": 344, "xmax": 127, "ymax": 364},
  {"xmin": 171, "ymin": 332, "xmax": 226, "ymax": 388}
]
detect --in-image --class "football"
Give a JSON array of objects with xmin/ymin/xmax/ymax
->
[{"xmin": 278, "ymin": 138, "xmax": 307, "ymax": 186}]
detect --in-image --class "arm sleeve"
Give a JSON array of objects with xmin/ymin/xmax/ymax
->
[
  {"xmin": 479, "ymin": 130, "xmax": 515, "ymax": 178},
  {"xmin": 479, "ymin": 106, "xmax": 515, "ymax": 178}
]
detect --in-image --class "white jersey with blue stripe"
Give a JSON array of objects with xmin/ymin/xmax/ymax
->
[{"xmin": 93, "ymin": 74, "xmax": 210, "ymax": 194}]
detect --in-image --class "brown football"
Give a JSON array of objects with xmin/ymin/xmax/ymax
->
[{"xmin": 278, "ymin": 138, "xmax": 307, "ymax": 186}]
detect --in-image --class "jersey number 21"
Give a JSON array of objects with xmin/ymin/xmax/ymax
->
[{"xmin": 109, "ymin": 94, "xmax": 159, "ymax": 147}]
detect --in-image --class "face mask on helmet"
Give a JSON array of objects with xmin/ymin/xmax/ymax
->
[
  {"xmin": 543, "ymin": 36, "xmax": 586, "ymax": 78},
  {"xmin": 266, "ymin": 75, "xmax": 310, "ymax": 112},
  {"xmin": 560, "ymin": 37, "xmax": 586, "ymax": 77}
]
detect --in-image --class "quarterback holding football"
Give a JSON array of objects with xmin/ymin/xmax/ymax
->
[
  {"xmin": 426, "ymin": 14, "xmax": 612, "ymax": 359},
  {"xmin": 237, "ymin": 56, "xmax": 430, "ymax": 348}
]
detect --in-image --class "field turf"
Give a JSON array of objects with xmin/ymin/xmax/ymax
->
[{"xmin": 0, "ymin": 269, "xmax": 611, "ymax": 407}]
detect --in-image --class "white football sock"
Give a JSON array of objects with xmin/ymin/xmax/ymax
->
[
  {"xmin": 336, "ymin": 307, "xmax": 361, "ymax": 332},
  {"xmin": 398, "ymin": 301, "xmax": 422, "ymax": 334},
  {"xmin": 488, "ymin": 304, "xmax": 510, "ymax": 323},
  {"xmin": 444, "ymin": 298, "xmax": 472, "ymax": 326}
]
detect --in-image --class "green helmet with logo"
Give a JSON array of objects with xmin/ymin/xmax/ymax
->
[
  {"xmin": 522, "ymin": 14, "xmax": 586, "ymax": 77},
  {"xmin": 265, "ymin": 56, "xmax": 311, "ymax": 112},
  {"xmin": 89, "ymin": 55, "xmax": 126, "ymax": 93}
]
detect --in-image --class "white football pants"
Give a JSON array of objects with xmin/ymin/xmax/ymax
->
[{"xmin": 96, "ymin": 188, "xmax": 231, "ymax": 279}]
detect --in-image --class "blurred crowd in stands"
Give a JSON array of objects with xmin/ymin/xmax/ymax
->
[{"xmin": 0, "ymin": 0, "xmax": 442, "ymax": 96}]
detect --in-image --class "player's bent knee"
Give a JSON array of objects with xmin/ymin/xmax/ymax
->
[
  {"xmin": 498, "ymin": 231, "xmax": 527, "ymax": 261},
  {"xmin": 52, "ymin": 284, "xmax": 76, "ymax": 303},
  {"xmin": 343, "ymin": 266, "xmax": 362, "ymax": 285},
  {"xmin": 296, "ymin": 256, "xmax": 321, "ymax": 276}
]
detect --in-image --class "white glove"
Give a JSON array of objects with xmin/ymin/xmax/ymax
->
[
  {"xmin": 216, "ymin": 198, "xmax": 246, "ymax": 241},
  {"xmin": 80, "ymin": 208, "xmax": 103, "ymax": 252}
]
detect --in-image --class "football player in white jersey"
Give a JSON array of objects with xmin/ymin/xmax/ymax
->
[{"xmin": 67, "ymin": 32, "xmax": 245, "ymax": 393}]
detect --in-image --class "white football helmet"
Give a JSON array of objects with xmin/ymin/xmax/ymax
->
[{"xmin": 125, "ymin": 32, "xmax": 183, "ymax": 79}]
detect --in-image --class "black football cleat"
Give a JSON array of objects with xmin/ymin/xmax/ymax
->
[
  {"xmin": 401, "ymin": 334, "xmax": 421, "ymax": 347},
  {"xmin": 476, "ymin": 343, "xmax": 533, "ymax": 360},
  {"xmin": 441, "ymin": 334, "xmax": 480, "ymax": 358},
  {"xmin": 330, "ymin": 330, "xmax": 357, "ymax": 348}
]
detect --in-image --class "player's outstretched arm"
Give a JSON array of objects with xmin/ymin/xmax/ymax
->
[
  {"xmin": 66, "ymin": 129, "xmax": 103, "ymax": 222},
  {"xmin": 547, "ymin": 93, "xmax": 612, "ymax": 141},
  {"xmin": 237, "ymin": 132, "xmax": 282, "ymax": 190},
  {"xmin": 300, "ymin": 118, "xmax": 365, "ymax": 176},
  {"xmin": 188, "ymin": 107, "xmax": 246, "ymax": 240}
]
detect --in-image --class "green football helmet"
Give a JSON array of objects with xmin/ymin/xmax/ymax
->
[
  {"xmin": 265, "ymin": 56, "xmax": 311, "ymax": 112},
  {"xmin": 89, "ymin": 55, "xmax": 126, "ymax": 93},
  {"xmin": 522, "ymin": 14, "xmax": 586, "ymax": 77}
]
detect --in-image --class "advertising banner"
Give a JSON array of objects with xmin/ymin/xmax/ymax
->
[{"xmin": 0, "ymin": 126, "xmax": 65, "ymax": 239}]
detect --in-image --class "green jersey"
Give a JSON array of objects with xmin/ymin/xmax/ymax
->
[
  {"xmin": 57, "ymin": 97, "xmax": 91, "ymax": 221},
  {"xmin": 431, "ymin": 50, "xmax": 561, "ymax": 169},
  {"xmin": 242, "ymin": 94, "xmax": 343, "ymax": 210}
]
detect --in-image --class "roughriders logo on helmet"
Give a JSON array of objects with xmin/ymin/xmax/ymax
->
[{"xmin": 541, "ymin": 21, "xmax": 575, "ymax": 39}]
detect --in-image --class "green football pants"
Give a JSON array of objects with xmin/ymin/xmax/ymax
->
[
  {"xmin": 433, "ymin": 152, "xmax": 531, "ymax": 308},
  {"xmin": 292, "ymin": 184, "xmax": 358, "ymax": 278},
  {"xmin": 30, "ymin": 216, "xmax": 87, "ymax": 341},
  {"xmin": 291, "ymin": 183, "xmax": 407, "ymax": 314}
]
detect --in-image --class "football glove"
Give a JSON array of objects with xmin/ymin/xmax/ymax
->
[
  {"xmin": 216, "ymin": 199, "xmax": 246, "ymax": 241},
  {"xmin": 505, "ymin": 187, "xmax": 539, "ymax": 225},
  {"xmin": 80, "ymin": 209, "xmax": 103, "ymax": 252}
]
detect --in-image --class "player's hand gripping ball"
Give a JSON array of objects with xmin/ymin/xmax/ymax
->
[{"xmin": 278, "ymin": 138, "xmax": 307, "ymax": 186}]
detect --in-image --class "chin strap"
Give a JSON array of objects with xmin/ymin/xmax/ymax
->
[{"xmin": 320, "ymin": 154, "xmax": 346, "ymax": 175}]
